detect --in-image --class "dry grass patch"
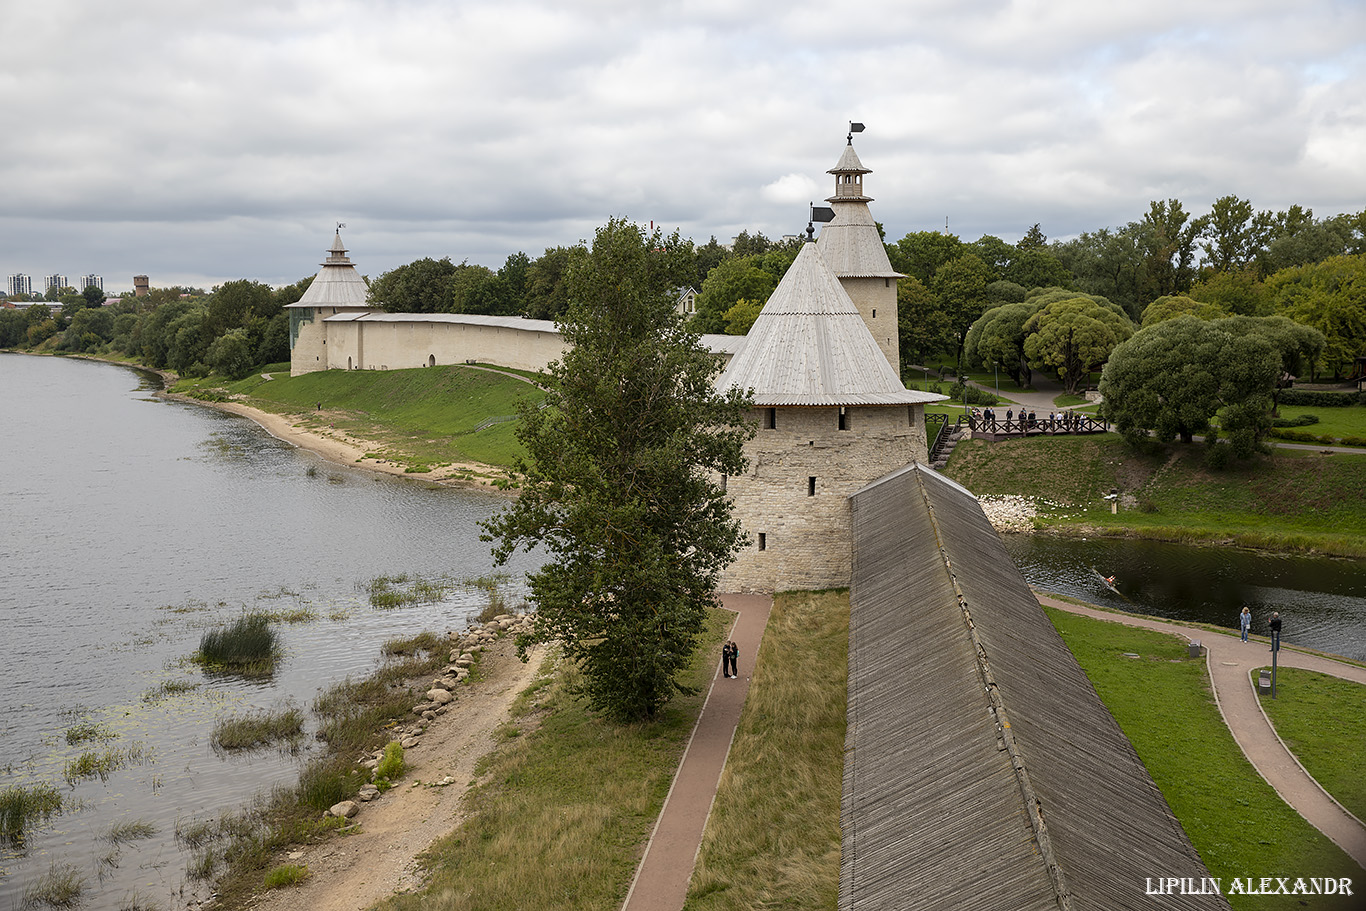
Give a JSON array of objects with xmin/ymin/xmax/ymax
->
[{"xmin": 685, "ymin": 590, "xmax": 847, "ymax": 911}]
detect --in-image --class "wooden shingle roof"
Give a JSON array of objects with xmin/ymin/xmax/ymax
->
[
  {"xmin": 843, "ymin": 464, "xmax": 1227, "ymax": 911},
  {"xmin": 714, "ymin": 242, "xmax": 941, "ymax": 406},
  {"xmin": 285, "ymin": 230, "xmax": 371, "ymax": 309}
]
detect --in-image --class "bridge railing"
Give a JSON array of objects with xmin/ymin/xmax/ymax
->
[{"xmin": 967, "ymin": 413, "xmax": 1109, "ymax": 436}]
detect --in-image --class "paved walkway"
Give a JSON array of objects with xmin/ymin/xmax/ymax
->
[
  {"xmin": 1038, "ymin": 593, "xmax": 1366, "ymax": 870},
  {"xmin": 620, "ymin": 593, "xmax": 774, "ymax": 911}
]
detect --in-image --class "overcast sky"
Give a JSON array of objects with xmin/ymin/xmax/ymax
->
[{"xmin": 3, "ymin": 0, "xmax": 1364, "ymax": 293}]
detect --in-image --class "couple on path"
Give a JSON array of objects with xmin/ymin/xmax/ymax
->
[{"xmin": 720, "ymin": 640, "xmax": 739, "ymax": 678}]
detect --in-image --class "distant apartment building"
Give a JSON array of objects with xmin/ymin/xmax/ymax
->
[
  {"xmin": 81, "ymin": 274, "xmax": 103, "ymax": 291},
  {"xmin": 44, "ymin": 274, "xmax": 69, "ymax": 294},
  {"xmin": 7, "ymin": 273, "xmax": 32, "ymax": 297}
]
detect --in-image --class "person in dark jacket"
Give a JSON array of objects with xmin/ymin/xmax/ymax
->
[{"xmin": 1269, "ymin": 612, "xmax": 1282, "ymax": 651}]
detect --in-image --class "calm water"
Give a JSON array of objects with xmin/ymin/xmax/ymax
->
[
  {"xmin": 1003, "ymin": 529, "xmax": 1366, "ymax": 663},
  {"xmin": 0, "ymin": 354, "xmax": 540, "ymax": 910}
]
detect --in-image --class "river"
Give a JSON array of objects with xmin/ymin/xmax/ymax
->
[
  {"xmin": 0, "ymin": 354, "xmax": 540, "ymax": 910},
  {"xmin": 1, "ymin": 354, "xmax": 1362, "ymax": 910}
]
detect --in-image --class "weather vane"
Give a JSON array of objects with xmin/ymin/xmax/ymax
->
[
  {"xmin": 847, "ymin": 121, "xmax": 865, "ymax": 144},
  {"xmin": 337, "ymin": 221, "xmax": 346, "ymax": 231}
]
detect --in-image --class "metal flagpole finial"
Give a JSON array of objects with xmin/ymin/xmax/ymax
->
[
  {"xmin": 847, "ymin": 121, "xmax": 865, "ymax": 144},
  {"xmin": 337, "ymin": 222, "xmax": 346, "ymax": 232}
]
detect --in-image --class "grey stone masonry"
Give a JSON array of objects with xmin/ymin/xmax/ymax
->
[{"xmin": 720, "ymin": 404, "xmax": 929, "ymax": 593}]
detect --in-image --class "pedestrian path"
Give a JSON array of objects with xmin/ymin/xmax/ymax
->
[
  {"xmin": 620, "ymin": 593, "xmax": 773, "ymax": 911},
  {"xmin": 1038, "ymin": 593, "xmax": 1366, "ymax": 870}
]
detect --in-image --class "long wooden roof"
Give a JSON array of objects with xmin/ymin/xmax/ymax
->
[{"xmin": 844, "ymin": 464, "xmax": 1227, "ymax": 910}]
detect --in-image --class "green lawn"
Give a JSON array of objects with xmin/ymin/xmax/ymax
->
[
  {"xmin": 1045, "ymin": 607, "xmax": 1360, "ymax": 910},
  {"xmin": 176, "ymin": 364, "xmax": 544, "ymax": 470},
  {"xmin": 1258, "ymin": 667, "xmax": 1366, "ymax": 822},
  {"xmin": 1274, "ymin": 405, "xmax": 1366, "ymax": 444}
]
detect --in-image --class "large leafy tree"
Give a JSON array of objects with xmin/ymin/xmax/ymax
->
[
  {"xmin": 483, "ymin": 218, "xmax": 753, "ymax": 723},
  {"xmin": 1266, "ymin": 254, "xmax": 1366, "ymax": 379},
  {"xmin": 1022, "ymin": 296, "xmax": 1134, "ymax": 395},
  {"xmin": 931, "ymin": 252, "xmax": 992, "ymax": 369},
  {"xmin": 1100, "ymin": 316, "xmax": 1280, "ymax": 455},
  {"xmin": 897, "ymin": 275, "xmax": 952, "ymax": 369},
  {"xmin": 963, "ymin": 299, "xmax": 1045, "ymax": 387},
  {"xmin": 691, "ymin": 255, "xmax": 776, "ymax": 334}
]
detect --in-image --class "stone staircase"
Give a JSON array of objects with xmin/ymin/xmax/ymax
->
[{"xmin": 931, "ymin": 423, "xmax": 965, "ymax": 470}]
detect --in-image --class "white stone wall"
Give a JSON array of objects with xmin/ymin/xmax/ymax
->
[
  {"xmin": 720, "ymin": 403, "xmax": 929, "ymax": 593},
  {"xmin": 290, "ymin": 310, "xmax": 328, "ymax": 375},
  {"xmin": 319, "ymin": 319, "xmax": 568, "ymax": 374}
]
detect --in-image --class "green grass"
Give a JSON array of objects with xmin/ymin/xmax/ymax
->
[
  {"xmin": 371, "ymin": 609, "xmax": 732, "ymax": 911},
  {"xmin": 373, "ymin": 741, "xmax": 405, "ymax": 791},
  {"xmin": 1258, "ymin": 667, "xmax": 1366, "ymax": 822},
  {"xmin": 102, "ymin": 818, "xmax": 158, "ymax": 846},
  {"xmin": 1045, "ymin": 607, "xmax": 1359, "ymax": 910},
  {"xmin": 63, "ymin": 744, "xmax": 148, "ymax": 785},
  {"xmin": 360, "ymin": 573, "xmax": 455, "ymax": 609},
  {"xmin": 1274, "ymin": 405, "xmax": 1366, "ymax": 444},
  {"xmin": 174, "ymin": 364, "xmax": 544, "ymax": 470},
  {"xmin": 196, "ymin": 612, "xmax": 281, "ymax": 678},
  {"xmin": 945, "ymin": 435, "xmax": 1366, "ymax": 557},
  {"xmin": 64, "ymin": 721, "xmax": 114, "ymax": 744},
  {"xmin": 263, "ymin": 863, "xmax": 310, "ymax": 889},
  {"xmin": 685, "ymin": 591, "xmax": 846, "ymax": 911},
  {"xmin": 211, "ymin": 707, "xmax": 306, "ymax": 753},
  {"xmin": 0, "ymin": 782, "xmax": 63, "ymax": 846}
]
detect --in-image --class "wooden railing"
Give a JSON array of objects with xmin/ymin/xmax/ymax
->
[{"xmin": 967, "ymin": 413, "xmax": 1109, "ymax": 435}]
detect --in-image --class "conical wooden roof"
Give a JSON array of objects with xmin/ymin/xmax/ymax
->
[
  {"xmin": 716, "ymin": 242, "xmax": 943, "ymax": 406},
  {"xmin": 286, "ymin": 229, "xmax": 371, "ymax": 308}
]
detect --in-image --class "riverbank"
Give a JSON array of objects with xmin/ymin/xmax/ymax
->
[
  {"xmin": 949, "ymin": 435, "xmax": 1366, "ymax": 559},
  {"xmin": 161, "ymin": 363, "xmax": 544, "ymax": 489}
]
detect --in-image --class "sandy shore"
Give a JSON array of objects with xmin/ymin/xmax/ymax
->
[{"xmin": 162, "ymin": 387, "xmax": 510, "ymax": 490}]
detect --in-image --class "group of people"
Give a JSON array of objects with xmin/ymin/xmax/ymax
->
[
  {"xmin": 1239, "ymin": 606, "xmax": 1283, "ymax": 651},
  {"xmin": 971, "ymin": 408, "xmax": 1080, "ymax": 432},
  {"xmin": 721, "ymin": 640, "xmax": 740, "ymax": 678}
]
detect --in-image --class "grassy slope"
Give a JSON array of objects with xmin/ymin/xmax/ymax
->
[
  {"xmin": 684, "ymin": 591, "xmax": 847, "ymax": 911},
  {"xmin": 1046, "ymin": 607, "xmax": 1360, "ymax": 910},
  {"xmin": 1258, "ymin": 668, "xmax": 1366, "ymax": 822},
  {"xmin": 177, "ymin": 365, "xmax": 543, "ymax": 470},
  {"xmin": 945, "ymin": 435, "xmax": 1366, "ymax": 557},
  {"xmin": 374, "ymin": 609, "xmax": 731, "ymax": 911}
]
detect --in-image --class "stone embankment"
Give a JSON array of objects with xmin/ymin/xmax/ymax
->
[
  {"xmin": 323, "ymin": 612, "xmax": 534, "ymax": 821},
  {"xmin": 977, "ymin": 495, "xmax": 1040, "ymax": 534}
]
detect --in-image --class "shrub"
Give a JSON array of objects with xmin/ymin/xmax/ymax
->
[
  {"xmin": 1272, "ymin": 413, "xmax": 1319, "ymax": 427},
  {"xmin": 1277, "ymin": 388, "xmax": 1362, "ymax": 407},
  {"xmin": 949, "ymin": 381, "xmax": 999, "ymax": 405}
]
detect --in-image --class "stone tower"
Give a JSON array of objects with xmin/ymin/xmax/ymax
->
[
  {"xmin": 714, "ymin": 239, "xmax": 945, "ymax": 593},
  {"xmin": 285, "ymin": 228, "xmax": 373, "ymax": 375},
  {"xmin": 816, "ymin": 137, "xmax": 902, "ymax": 375}
]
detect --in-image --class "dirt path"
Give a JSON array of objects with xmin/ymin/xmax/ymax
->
[{"xmin": 242, "ymin": 637, "xmax": 546, "ymax": 911}]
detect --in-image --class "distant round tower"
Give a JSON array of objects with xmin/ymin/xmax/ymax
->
[
  {"xmin": 714, "ymin": 239, "xmax": 944, "ymax": 593},
  {"xmin": 816, "ymin": 136, "xmax": 902, "ymax": 375}
]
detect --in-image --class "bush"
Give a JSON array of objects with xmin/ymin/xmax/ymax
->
[
  {"xmin": 1272, "ymin": 413, "xmax": 1319, "ymax": 427},
  {"xmin": 949, "ymin": 381, "xmax": 998, "ymax": 406},
  {"xmin": 1278, "ymin": 388, "xmax": 1363, "ymax": 407}
]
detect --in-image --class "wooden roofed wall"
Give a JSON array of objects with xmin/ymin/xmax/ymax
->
[{"xmin": 843, "ymin": 464, "xmax": 1228, "ymax": 910}]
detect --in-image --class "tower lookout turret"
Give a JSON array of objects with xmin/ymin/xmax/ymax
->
[
  {"xmin": 285, "ymin": 228, "xmax": 373, "ymax": 375},
  {"xmin": 816, "ymin": 135, "xmax": 903, "ymax": 374}
]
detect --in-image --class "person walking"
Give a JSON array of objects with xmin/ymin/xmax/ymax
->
[
  {"xmin": 1239, "ymin": 606, "xmax": 1252, "ymax": 642},
  {"xmin": 1269, "ymin": 612, "xmax": 1282, "ymax": 652}
]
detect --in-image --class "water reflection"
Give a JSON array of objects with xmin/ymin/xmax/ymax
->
[{"xmin": 1002, "ymin": 535, "xmax": 1366, "ymax": 662}]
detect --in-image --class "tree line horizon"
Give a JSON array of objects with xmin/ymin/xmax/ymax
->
[{"xmin": 2, "ymin": 194, "xmax": 1362, "ymax": 387}]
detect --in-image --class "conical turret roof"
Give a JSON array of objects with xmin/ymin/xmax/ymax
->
[
  {"xmin": 716, "ymin": 242, "xmax": 943, "ymax": 406},
  {"xmin": 286, "ymin": 229, "xmax": 371, "ymax": 308},
  {"xmin": 818, "ymin": 140, "xmax": 901, "ymax": 278}
]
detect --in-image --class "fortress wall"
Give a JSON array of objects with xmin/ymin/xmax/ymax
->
[
  {"xmin": 319, "ymin": 318, "xmax": 567, "ymax": 374},
  {"xmin": 289, "ymin": 312, "xmax": 327, "ymax": 375},
  {"xmin": 720, "ymin": 403, "xmax": 929, "ymax": 592}
]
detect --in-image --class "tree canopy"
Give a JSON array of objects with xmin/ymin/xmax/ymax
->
[{"xmin": 483, "ymin": 218, "xmax": 753, "ymax": 723}]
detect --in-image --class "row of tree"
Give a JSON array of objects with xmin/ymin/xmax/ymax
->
[{"xmin": 0, "ymin": 277, "xmax": 311, "ymax": 379}]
